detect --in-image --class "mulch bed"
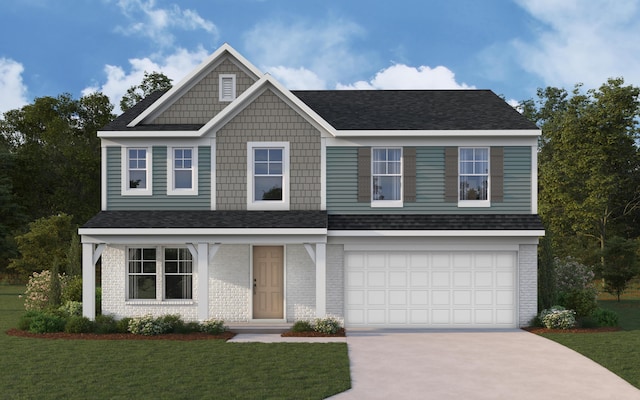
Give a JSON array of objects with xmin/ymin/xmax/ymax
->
[
  {"xmin": 6, "ymin": 328, "xmax": 236, "ymax": 341},
  {"xmin": 281, "ymin": 328, "xmax": 346, "ymax": 337},
  {"xmin": 522, "ymin": 326, "xmax": 621, "ymax": 334}
]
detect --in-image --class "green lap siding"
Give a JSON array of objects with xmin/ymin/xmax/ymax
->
[
  {"xmin": 106, "ymin": 146, "xmax": 211, "ymax": 210},
  {"xmin": 326, "ymin": 146, "xmax": 532, "ymax": 214}
]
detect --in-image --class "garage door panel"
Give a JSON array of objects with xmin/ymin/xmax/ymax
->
[{"xmin": 345, "ymin": 251, "xmax": 516, "ymax": 328}]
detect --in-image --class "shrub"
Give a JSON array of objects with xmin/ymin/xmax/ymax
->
[
  {"xmin": 59, "ymin": 300, "xmax": 83, "ymax": 317},
  {"xmin": 65, "ymin": 316, "xmax": 95, "ymax": 333},
  {"xmin": 182, "ymin": 321, "xmax": 202, "ymax": 334},
  {"xmin": 17, "ymin": 310, "xmax": 41, "ymax": 331},
  {"xmin": 159, "ymin": 314, "xmax": 185, "ymax": 333},
  {"xmin": 313, "ymin": 317, "xmax": 342, "ymax": 334},
  {"xmin": 291, "ymin": 320, "xmax": 314, "ymax": 332},
  {"xmin": 61, "ymin": 275, "xmax": 82, "ymax": 303},
  {"xmin": 540, "ymin": 306, "xmax": 577, "ymax": 330},
  {"xmin": 553, "ymin": 258, "xmax": 598, "ymax": 317},
  {"xmin": 94, "ymin": 314, "xmax": 119, "ymax": 334},
  {"xmin": 116, "ymin": 317, "xmax": 132, "ymax": 334},
  {"xmin": 558, "ymin": 289, "xmax": 598, "ymax": 317},
  {"xmin": 200, "ymin": 319, "xmax": 227, "ymax": 335},
  {"xmin": 28, "ymin": 312, "xmax": 67, "ymax": 333},
  {"xmin": 591, "ymin": 308, "xmax": 619, "ymax": 327},
  {"xmin": 23, "ymin": 270, "xmax": 69, "ymax": 311},
  {"xmin": 128, "ymin": 315, "xmax": 169, "ymax": 336}
]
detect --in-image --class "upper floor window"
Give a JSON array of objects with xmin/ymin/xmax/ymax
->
[
  {"xmin": 247, "ymin": 142, "xmax": 290, "ymax": 210},
  {"xmin": 123, "ymin": 147, "xmax": 152, "ymax": 196},
  {"xmin": 219, "ymin": 74, "xmax": 236, "ymax": 102},
  {"xmin": 372, "ymin": 147, "xmax": 403, "ymax": 207},
  {"xmin": 167, "ymin": 147, "xmax": 198, "ymax": 195},
  {"xmin": 459, "ymin": 147, "xmax": 489, "ymax": 206}
]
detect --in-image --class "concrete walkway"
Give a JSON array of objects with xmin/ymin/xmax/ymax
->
[
  {"xmin": 330, "ymin": 329, "xmax": 640, "ymax": 400},
  {"xmin": 228, "ymin": 333, "xmax": 346, "ymax": 343}
]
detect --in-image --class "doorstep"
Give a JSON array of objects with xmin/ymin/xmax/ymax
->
[{"xmin": 226, "ymin": 322, "xmax": 292, "ymax": 334}]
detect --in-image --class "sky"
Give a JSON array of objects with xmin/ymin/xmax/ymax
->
[{"xmin": 1, "ymin": 0, "xmax": 640, "ymax": 115}]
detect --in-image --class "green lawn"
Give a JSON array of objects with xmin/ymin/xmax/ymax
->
[
  {"xmin": 0, "ymin": 285, "xmax": 350, "ymax": 400},
  {"xmin": 540, "ymin": 299, "xmax": 640, "ymax": 389}
]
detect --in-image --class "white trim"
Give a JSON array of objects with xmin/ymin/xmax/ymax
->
[
  {"xmin": 121, "ymin": 146, "xmax": 152, "ymax": 196},
  {"xmin": 334, "ymin": 129, "xmax": 542, "ymax": 137},
  {"xmin": 197, "ymin": 243, "xmax": 209, "ymax": 321},
  {"xmin": 166, "ymin": 146, "xmax": 198, "ymax": 196},
  {"xmin": 101, "ymin": 146, "xmax": 107, "ymax": 210},
  {"xmin": 100, "ymin": 130, "xmax": 203, "ymax": 138},
  {"xmin": 320, "ymin": 138, "xmax": 327, "ymax": 210},
  {"xmin": 219, "ymin": 74, "xmax": 236, "ymax": 102},
  {"xmin": 211, "ymin": 139, "xmax": 216, "ymax": 210},
  {"xmin": 531, "ymin": 145, "xmax": 538, "ymax": 214},
  {"xmin": 315, "ymin": 243, "xmax": 326, "ymax": 318},
  {"xmin": 328, "ymin": 230, "xmax": 546, "ymax": 237},
  {"xmin": 82, "ymin": 243, "xmax": 96, "ymax": 320},
  {"xmin": 247, "ymin": 142, "xmax": 290, "ymax": 210},
  {"xmin": 78, "ymin": 228, "xmax": 327, "ymax": 236}
]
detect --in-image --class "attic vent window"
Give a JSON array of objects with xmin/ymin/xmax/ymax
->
[{"xmin": 219, "ymin": 74, "xmax": 236, "ymax": 102}]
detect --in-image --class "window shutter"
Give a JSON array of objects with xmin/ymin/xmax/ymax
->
[
  {"xmin": 357, "ymin": 147, "xmax": 371, "ymax": 202},
  {"xmin": 444, "ymin": 147, "xmax": 458, "ymax": 202},
  {"xmin": 491, "ymin": 147, "xmax": 504, "ymax": 202},
  {"xmin": 403, "ymin": 147, "xmax": 416, "ymax": 202}
]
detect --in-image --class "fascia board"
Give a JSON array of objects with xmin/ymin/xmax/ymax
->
[
  {"xmin": 327, "ymin": 230, "xmax": 545, "ymax": 237},
  {"xmin": 78, "ymin": 228, "xmax": 328, "ymax": 236},
  {"xmin": 334, "ymin": 129, "xmax": 541, "ymax": 137},
  {"xmin": 127, "ymin": 44, "xmax": 263, "ymax": 128},
  {"xmin": 98, "ymin": 130, "xmax": 202, "ymax": 138}
]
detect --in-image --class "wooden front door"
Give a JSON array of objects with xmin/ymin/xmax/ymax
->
[{"xmin": 253, "ymin": 246, "xmax": 284, "ymax": 319}]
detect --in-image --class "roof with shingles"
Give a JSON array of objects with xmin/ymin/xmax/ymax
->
[{"xmin": 327, "ymin": 214, "xmax": 544, "ymax": 231}]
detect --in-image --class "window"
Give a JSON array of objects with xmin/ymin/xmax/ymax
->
[
  {"xmin": 219, "ymin": 74, "xmax": 236, "ymax": 102},
  {"xmin": 247, "ymin": 142, "xmax": 290, "ymax": 210},
  {"xmin": 127, "ymin": 247, "xmax": 194, "ymax": 301},
  {"xmin": 128, "ymin": 248, "xmax": 157, "ymax": 299},
  {"xmin": 372, "ymin": 147, "xmax": 402, "ymax": 207},
  {"xmin": 459, "ymin": 147, "xmax": 489, "ymax": 205},
  {"xmin": 167, "ymin": 147, "xmax": 198, "ymax": 195},
  {"xmin": 122, "ymin": 147, "xmax": 152, "ymax": 195},
  {"xmin": 164, "ymin": 248, "xmax": 193, "ymax": 300}
]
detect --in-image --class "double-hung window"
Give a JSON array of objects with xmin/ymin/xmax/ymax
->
[
  {"xmin": 459, "ymin": 147, "xmax": 489, "ymax": 206},
  {"xmin": 128, "ymin": 248, "xmax": 157, "ymax": 299},
  {"xmin": 123, "ymin": 147, "xmax": 152, "ymax": 195},
  {"xmin": 164, "ymin": 248, "xmax": 193, "ymax": 300},
  {"xmin": 247, "ymin": 142, "xmax": 290, "ymax": 210},
  {"xmin": 167, "ymin": 147, "xmax": 198, "ymax": 195},
  {"xmin": 372, "ymin": 147, "xmax": 402, "ymax": 207}
]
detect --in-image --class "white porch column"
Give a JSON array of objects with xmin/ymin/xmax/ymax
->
[
  {"xmin": 315, "ymin": 243, "xmax": 327, "ymax": 318},
  {"xmin": 197, "ymin": 242, "xmax": 209, "ymax": 321},
  {"xmin": 82, "ymin": 243, "xmax": 96, "ymax": 320}
]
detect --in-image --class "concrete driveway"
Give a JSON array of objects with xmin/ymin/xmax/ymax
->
[{"xmin": 330, "ymin": 329, "xmax": 640, "ymax": 400}]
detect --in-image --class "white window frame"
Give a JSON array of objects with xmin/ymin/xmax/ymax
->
[
  {"xmin": 247, "ymin": 142, "xmax": 290, "ymax": 210},
  {"xmin": 126, "ymin": 247, "xmax": 158, "ymax": 300},
  {"xmin": 371, "ymin": 147, "xmax": 403, "ymax": 208},
  {"xmin": 122, "ymin": 147, "xmax": 152, "ymax": 196},
  {"xmin": 219, "ymin": 74, "xmax": 236, "ymax": 102},
  {"xmin": 163, "ymin": 248, "xmax": 193, "ymax": 300},
  {"xmin": 458, "ymin": 147, "xmax": 490, "ymax": 208},
  {"xmin": 167, "ymin": 147, "xmax": 198, "ymax": 195},
  {"xmin": 126, "ymin": 246, "xmax": 194, "ymax": 301}
]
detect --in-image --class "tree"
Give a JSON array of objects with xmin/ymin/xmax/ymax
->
[
  {"xmin": 120, "ymin": 71, "xmax": 172, "ymax": 112},
  {"xmin": 601, "ymin": 236, "xmax": 640, "ymax": 301},
  {"xmin": 8, "ymin": 214, "xmax": 76, "ymax": 278},
  {"xmin": 0, "ymin": 139, "xmax": 26, "ymax": 273},
  {"xmin": 523, "ymin": 78, "xmax": 640, "ymax": 265}
]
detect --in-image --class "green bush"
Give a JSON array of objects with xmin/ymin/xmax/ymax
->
[
  {"xmin": 28, "ymin": 312, "xmax": 67, "ymax": 333},
  {"xmin": 313, "ymin": 317, "xmax": 342, "ymax": 334},
  {"xmin": 159, "ymin": 314, "xmax": 185, "ymax": 333},
  {"xmin": 591, "ymin": 308, "xmax": 619, "ymax": 327},
  {"xmin": 128, "ymin": 315, "xmax": 169, "ymax": 336},
  {"xmin": 116, "ymin": 317, "xmax": 132, "ymax": 333},
  {"xmin": 94, "ymin": 314, "xmax": 119, "ymax": 334},
  {"xmin": 61, "ymin": 275, "xmax": 82, "ymax": 303},
  {"xmin": 292, "ymin": 320, "xmax": 314, "ymax": 332},
  {"xmin": 540, "ymin": 306, "xmax": 577, "ymax": 329},
  {"xmin": 17, "ymin": 310, "xmax": 41, "ymax": 331},
  {"xmin": 59, "ymin": 300, "xmax": 83, "ymax": 316},
  {"xmin": 200, "ymin": 319, "xmax": 227, "ymax": 335},
  {"xmin": 558, "ymin": 289, "xmax": 598, "ymax": 317},
  {"xmin": 65, "ymin": 316, "xmax": 95, "ymax": 333}
]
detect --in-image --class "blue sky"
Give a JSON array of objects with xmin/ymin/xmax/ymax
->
[{"xmin": 1, "ymin": 0, "xmax": 640, "ymax": 114}]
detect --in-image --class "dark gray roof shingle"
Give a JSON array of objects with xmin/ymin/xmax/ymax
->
[{"xmin": 327, "ymin": 214, "xmax": 544, "ymax": 231}]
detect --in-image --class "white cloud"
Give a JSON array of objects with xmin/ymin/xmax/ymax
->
[
  {"xmin": 0, "ymin": 58, "xmax": 28, "ymax": 115},
  {"xmin": 337, "ymin": 64, "xmax": 473, "ymax": 90},
  {"xmin": 512, "ymin": 0, "xmax": 640, "ymax": 89},
  {"xmin": 83, "ymin": 47, "xmax": 209, "ymax": 113},
  {"xmin": 113, "ymin": 0, "xmax": 218, "ymax": 48},
  {"xmin": 244, "ymin": 16, "xmax": 370, "ymax": 89}
]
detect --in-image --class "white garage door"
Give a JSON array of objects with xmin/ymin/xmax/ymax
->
[{"xmin": 345, "ymin": 251, "xmax": 517, "ymax": 328}]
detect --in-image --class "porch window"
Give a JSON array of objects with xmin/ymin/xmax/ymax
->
[
  {"xmin": 164, "ymin": 248, "xmax": 193, "ymax": 299},
  {"xmin": 127, "ymin": 248, "xmax": 156, "ymax": 299}
]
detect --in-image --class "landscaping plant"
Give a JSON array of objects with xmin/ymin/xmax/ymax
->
[{"xmin": 540, "ymin": 306, "xmax": 577, "ymax": 329}]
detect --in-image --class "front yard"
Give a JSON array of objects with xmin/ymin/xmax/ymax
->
[{"xmin": 0, "ymin": 285, "xmax": 351, "ymax": 400}]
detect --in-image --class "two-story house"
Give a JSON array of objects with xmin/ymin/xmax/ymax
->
[{"xmin": 79, "ymin": 44, "xmax": 544, "ymax": 329}]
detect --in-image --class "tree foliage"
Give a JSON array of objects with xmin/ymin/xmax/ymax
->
[
  {"xmin": 120, "ymin": 71, "xmax": 172, "ymax": 112},
  {"xmin": 601, "ymin": 236, "xmax": 640, "ymax": 301}
]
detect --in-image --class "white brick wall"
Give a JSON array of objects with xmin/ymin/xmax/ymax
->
[
  {"xmin": 209, "ymin": 244, "xmax": 251, "ymax": 322},
  {"xmin": 101, "ymin": 245, "xmax": 198, "ymax": 321},
  {"xmin": 518, "ymin": 244, "xmax": 538, "ymax": 327},
  {"xmin": 285, "ymin": 245, "xmax": 316, "ymax": 322},
  {"xmin": 326, "ymin": 244, "xmax": 344, "ymax": 322}
]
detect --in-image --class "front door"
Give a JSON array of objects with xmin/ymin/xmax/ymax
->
[{"xmin": 253, "ymin": 246, "xmax": 284, "ymax": 319}]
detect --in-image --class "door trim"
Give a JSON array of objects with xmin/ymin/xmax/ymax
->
[{"xmin": 250, "ymin": 245, "xmax": 286, "ymax": 321}]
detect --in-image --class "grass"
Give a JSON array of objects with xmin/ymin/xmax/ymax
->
[
  {"xmin": 540, "ymin": 293, "xmax": 640, "ymax": 389},
  {"xmin": 0, "ymin": 285, "xmax": 351, "ymax": 399}
]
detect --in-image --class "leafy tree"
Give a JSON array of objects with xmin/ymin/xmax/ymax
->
[
  {"xmin": 8, "ymin": 214, "xmax": 76, "ymax": 278},
  {"xmin": 120, "ymin": 71, "xmax": 172, "ymax": 112},
  {"xmin": 0, "ymin": 139, "xmax": 26, "ymax": 272},
  {"xmin": 523, "ymin": 78, "xmax": 640, "ymax": 265},
  {"xmin": 601, "ymin": 236, "xmax": 640, "ymax": 301}
]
